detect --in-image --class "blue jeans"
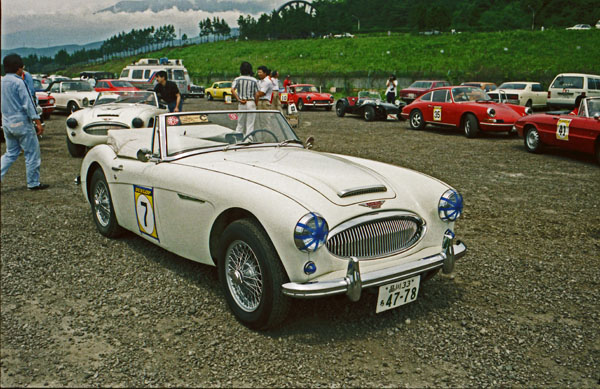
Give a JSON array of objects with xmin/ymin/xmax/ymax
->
[
  {"xmin": 167, "ymin": 100, "xmax": 183, "ymax": 112},
  {"xmin": 1, "ymin": 121, "xmax": 41, "ymax": 188}
]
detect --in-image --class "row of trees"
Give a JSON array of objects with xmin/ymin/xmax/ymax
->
[
  {"xmin": 198, "ymin": 17, "xmax": 231, "ymax": 42},
  {"xmin": 238, "ymin": 0, "xmax": 598, "ymax": 40}
]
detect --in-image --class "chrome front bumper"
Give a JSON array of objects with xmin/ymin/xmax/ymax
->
[{"xmin": 282, "ymin": 232, "xmax": 466, "ymax": 301}]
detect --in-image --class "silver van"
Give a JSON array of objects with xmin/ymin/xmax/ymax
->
[
  {"xmin": 119, "ymin": 58, "xmax": 192, "ymax": 97},
  {"xmin": 547, "ymin": 73, "xmax": 600, "ymax": 109}
]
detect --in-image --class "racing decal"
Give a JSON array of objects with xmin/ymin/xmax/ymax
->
[
  {"xmin": 134, "ymin": 185, "xmax": 159, "ymax": 240},
  {"xmin": 433, "ymin": 106, "xmax": 442, "ymax": 121},
  {"xmin": 167, "ymin": 116, "xmax": 180, "ymax": 126},
  {"xmin": 179, "ymin": 114, "xmax": 208, "ymax": 125},
  {"xmin": 556, "ymin": 118, "xmax": 571, "ymax": 141},
  {"xmin": 280, "ymin": 93, "xmax": 289, "ymax": 102},
  {"xmin": 228, "ymin": 113, "xmax": 239, "ymax": 120}
]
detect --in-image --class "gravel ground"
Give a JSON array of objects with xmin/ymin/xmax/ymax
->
[{"xmin": 1, "ymin": 98, "xmax": 599, "ymax": 387}]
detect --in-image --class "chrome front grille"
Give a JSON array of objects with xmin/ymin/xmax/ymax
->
[
  {"xmin": 326, "ymin": 212, "xmax": 425, "ymax": 259},
  {"xmin": 83, "ymin": 123, "xmax": 129, "ymax": 136}
]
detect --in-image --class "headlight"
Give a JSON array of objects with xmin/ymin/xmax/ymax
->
[
  {"xmin": 294, "ymin": 212, "xmax": 328, "ymax": 252},
  {"xmin": 487, "ymin": 107, "xmax": 496, "ymax": 117},
  {"xmin": 306, "ymin": 96, "xmax": 311, "ymax": 100},
  {"xmin": 132, "ymin": 117, "xmax": 144, "ymax": 128},
  {"xmin": 66, "ymin": 118, "xmax": 78, "ymax": 129},
  {"xmin": 49, "ymin": 98, "xmax": 55, "ymax": 104},
  {"xmin": 525, "ymin": 107, "xmax": 532, "ymax": 115},
  {"xmin": 438, "ymin": 189, "xmax": 463, "ymax": 221},
  {"xmin": 82, "ymin": 98, "xmax": 89, "ymax": 107}
]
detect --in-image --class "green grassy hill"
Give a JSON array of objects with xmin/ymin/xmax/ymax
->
[{"xmin": 69, "ymin": 30, "xmax": 600, "ymax": 87}]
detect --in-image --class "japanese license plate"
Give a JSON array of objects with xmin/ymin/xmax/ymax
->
[
  {"xmin": 376, "ymin": 275, "xmax": 420, "ymax": 313},
  {"xmin": 387, "ymin": 113, "xmax": 398, "ymax": 120}
]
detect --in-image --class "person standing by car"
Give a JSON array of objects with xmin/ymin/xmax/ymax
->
[
  {"xmin": 385, "ymin": 75, "xmax": 397, "ymax": 104},
  {"xmin": 255, "ymin": 66, "xmax": 274, "ymax": 131},
  {"xmin": 1, "ymin": 54, "xmax": 48, "ymax": 190},
  {"xmin": 231, "ymin": 61, "xmax": 258, "ymax": 135},
  {"xmin": 153, "ymin": 70, "xmax": 182, "ymax": 112},
  {"xmin": 270, "ymin": 70, "xmax": 284, "ymax": 115},
  {"xmin": 283, "ymin": 75, "xmax": 293, "ymax": 92}
]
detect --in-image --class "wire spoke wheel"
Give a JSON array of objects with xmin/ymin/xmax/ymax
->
[
  {"xmin": 225, "ymin": 240, "xmax": 263, "ymax": 312},
  {"xmin": 93, "ymin": 180, "xmax": 111, "ymax": 228}
]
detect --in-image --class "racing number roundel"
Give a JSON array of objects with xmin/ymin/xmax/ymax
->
[
  {"xmin": 134, "ymin": 185, "xmax": 158, "ymax": 240},
  {"xmin": 556, "ymin": 118, "xmax": 571, "ymax": 141},
  {"xmin": 433, "ymin": 106, "xmax": 442, "ymax": 121}
]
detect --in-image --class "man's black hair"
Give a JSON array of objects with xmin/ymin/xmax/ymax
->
[
  {"xmin": 156, "ymin": 70, "xmax": 168, "ymax": 79},
  {"xmin": 3, "ymin": 53, "xmax": 24, "ymax": 74},
  {"xmin": 271, "ymin": 70, "xmax": 279, "ymax": 77},
  {"xmin": 257, "ymin": 65, "xmax": 269, "ymax": 75},
  {"xmin": 240, "ymin": 61, "xmax": 253, "ymax": 76}
]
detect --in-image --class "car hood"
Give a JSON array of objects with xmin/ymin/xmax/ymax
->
[
  {"xmin": 300, "ymin": 92, "xmax": 332, "ymax": 99},
  {"xmin": 174, "ymin": 147, "xmax": 399, "ymax": 206},
  {"xmin": 88, "ymin": 103, "xmax": 156, "ymax": 117}
]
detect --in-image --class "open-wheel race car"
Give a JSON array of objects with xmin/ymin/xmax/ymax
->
[
  {"xmin": 514, "ymin": 96, "xmax": 600, "ymax": 164},
  {"xmin": 79, "ymin": 110, "xmax": 467, "ymax": 329},
  {"xmin": 336, "ymin": 90, "xmax": 406, "ymax": 121},
  {"xmin": 401, "ymin": 86, "xmax": 531, "ymax": 138}
]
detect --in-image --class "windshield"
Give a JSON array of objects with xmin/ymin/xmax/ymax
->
[
  {"xmin": 163, "ymin": 111, "xmax": 300, "ymax": 157},
  {"xmin": 409, "ymin": 81, "xmax": 433, "ymax": 89},
  {"xmin": 110, "ymin": 81, "xmax": 135, "ymax": 87},
  {"xmin": 585, "ymin": 99, "xmax": 600, "ymax": 117},
  {"xmin": 451, "ymin": 87, "xmax": 491, "ymax": 102},
  {"xmin": 94, "ymin": 91, "xmax": 158, "ymax": 106},
  {"xmin": 33, "ymin": 79, "xmax": 42, "ymax": 89},
  {"xmin": 499, "ymin": 83, "xmax": 526, "ymax": 90},
  {"xmin": 63, "ymin": 81, "xmax": 93, "ymax": 91},
  {"xmin": 295, "ymin": 85, "xmax": 319, "ymax": 93},
  {"xmin": 358, "ymin": 91, "xmax": 381, "ymax": 99}
]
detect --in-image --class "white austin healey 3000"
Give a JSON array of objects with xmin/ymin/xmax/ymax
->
[{"xmin": 80, "ymin": 110, "xmax": 467, "ymax": 329}]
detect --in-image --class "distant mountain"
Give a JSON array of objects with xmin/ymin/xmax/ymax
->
[
  {"xmin": 1, "ymin": 41, "xmax": 104, "ymax": 60},
  {"xmin": 96, "ymin": 0, "xmax": 274, "ymax": 14}
]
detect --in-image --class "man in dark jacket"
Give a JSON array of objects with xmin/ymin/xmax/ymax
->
[{"xmin": 153, "ymin": 70, "xmax": 182, "ymax": 112}]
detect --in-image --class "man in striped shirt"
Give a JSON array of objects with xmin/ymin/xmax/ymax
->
[{"xmin": 231, "ymin": 61, "xmax": 258, "ymax": 135}]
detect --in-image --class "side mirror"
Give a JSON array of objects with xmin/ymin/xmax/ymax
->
[
  {"xmin": 594, "ymin": 113, "xmax": 600, "ymax": 120},
  {"xmin": 137, "ymin": 148, "xmax": 152, "ymax": 162},
  {"xmin": 305, "ymin": 136, "xmax": 314, "ymax": 149},
  {"xmin": 159, "ymin": 103, "xmax": 166, "ymax": 109}
]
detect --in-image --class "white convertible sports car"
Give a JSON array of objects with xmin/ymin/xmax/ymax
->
[
  {"xmin": 66, "ymin": 91, "xmax": 167, "ymax": 157},
  {"xmin": 80, "ymin": 110, "xmax": 467, "ymax": 329}
]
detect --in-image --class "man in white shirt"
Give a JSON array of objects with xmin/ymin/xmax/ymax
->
[
  {"xmin": 255, "ymin": 66, "xmax": 274, "ymax": 132},
  {"xmin": 231, "ymin": 61, "xmax": 258, "ymax": 135}
]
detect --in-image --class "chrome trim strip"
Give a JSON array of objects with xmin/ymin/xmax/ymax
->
[
  {"xmin": 479, "ymin": 122, "xmax": 514, "ymax": 127},
  {"xmin": 177, "ymin": 193, "xmax": 206, "ymax": 203},
  {"xmin": 282, "ymin": 241, "xmax": 467, "ymax": 298},
  {"xmin": 337, "ymin": 184, "xmax": 387, "ymax": 198}
]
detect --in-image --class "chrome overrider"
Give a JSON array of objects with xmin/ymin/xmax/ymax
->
[{"xmin": 282, "ymin": 230, "xmax": 466, "ymax": 300}]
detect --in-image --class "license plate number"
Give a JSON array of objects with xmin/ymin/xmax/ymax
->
[
  {"xmin": 376, "ymin": 275, "xmax": 420, "ymax": 313},
  {"xmin": 387, "ymin": 113, "xmax": 398, "ymax": 120}
]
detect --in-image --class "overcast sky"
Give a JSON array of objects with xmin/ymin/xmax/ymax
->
[{"xmin": 1, "ymin": 0, "xmax": 287, "ymax": 49}]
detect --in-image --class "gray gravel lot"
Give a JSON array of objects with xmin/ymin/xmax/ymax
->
[{"xmin": 1, "ymin": 98, "xmax": 599, "ymax": 387}]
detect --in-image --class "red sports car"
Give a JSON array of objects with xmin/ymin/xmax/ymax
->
[
  {"xmin": 281, "ymin": 84, "xmax": 334, "ymax": 111},
  {"xmin": 399, "ymin": 80, "xmax": 450, "ymax": 103},
  {"xmin": 94, "ymin": 79, "xmax": 139, "ymax": 92},
  {"xmin": 401, "ymin": 86, "xmax": 531, "ymax": 137},
  {"xmin": 35, "ymin": 92, "xmax": 56, "ymax": 120},
  {"xmin": 515, "ymin": 96, "xmax": 600, "ymax": 164}
]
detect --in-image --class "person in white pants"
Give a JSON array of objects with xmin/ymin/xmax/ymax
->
[{"xmin": 231, "ymin": 62, "xmax": 259, "ymax": 136}]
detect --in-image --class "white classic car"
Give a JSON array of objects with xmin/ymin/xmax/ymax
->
[
  {"xmin": 79, "ymin": 110, "xmax": 467, "ymax": 329},
  {"xmin": 66, "ymin": 91, "xmax": 167, "ymax": 157},
  {"xmin": 48, "ymin": 80, "xmax": 99, "ymax": 113},
  {"xmin": 487, "ymin": 82, "xmax": 547, "ymax": 108}
]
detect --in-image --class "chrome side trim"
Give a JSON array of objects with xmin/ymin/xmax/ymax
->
[
  {"xmin": 282, "ymin": 240, "xmax": 467, "ymax": 299},
  {"xmin": 337, "ymin": 184, "xmax": 387, "ymax": 198},
  {"xmin": 177, "ymin": 193, "xmax": 206, "ymax": 203}
]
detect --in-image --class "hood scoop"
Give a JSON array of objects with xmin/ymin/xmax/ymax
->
[
  {"xmin": 97, "ymin": 114, "xmax": 120, "ymax": 117},
  {"xmin": 338, "ymin": 184, "xmax": 387, "ymax": 198}
]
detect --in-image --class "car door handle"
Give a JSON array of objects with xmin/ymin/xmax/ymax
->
[
  {"xmin": 111, "ymin": 165, "xmax": 123, "ymax": 171},
  {"xmin": 427, "ymin": 105, "xmax": 433, "ymax": 108}
]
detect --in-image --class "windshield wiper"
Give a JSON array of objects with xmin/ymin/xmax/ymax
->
[
  {"xmin": 223, "ymin": 141, "xmax": 264, "ymax": 151},
  {"xmin": 277, "ymin": 139, "xmax": 303, "ymax": 147}
]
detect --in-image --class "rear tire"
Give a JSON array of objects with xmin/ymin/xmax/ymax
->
[
  {"xmin": 67, "ymin": 101, "xmax": 79, "ymax": 114},
  {"xmin": 524, "ymin": 126, "xmax": 542, "ymax": 153},
  {"xmin": 89, "ymin": 169, "xmax": 124, "ymax": 238},
  {"xmin": 595, "ymin": 140, "xmax": 600, "ymax": 165},
  {"xmin": 297, "ymin": 99, "xmax": 305, "ymax": 111},
  {"xmin": 219, "ymin": 219, "xmax": 290, "ymax": 330},
  {"xmin": 336, "ymin": 100, "xmax": 347, "ymax": 117},
  {"xmin": 66, "ymin": 137, "xmax": 86, "ymax": 157},
  {"xmin": 463, "ymin": 114, "xmax": 480, "ymax": 138},
  {"xmin": 409, "ymin": 109, "xmax": 425, "ymax": 130}
]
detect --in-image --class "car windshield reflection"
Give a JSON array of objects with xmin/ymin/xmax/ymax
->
[
  {"xmin": 358, "ymin": 91, "xmax": 381, "ymax": 100},
  {"xmin": 164, "ymin": 111, "xmax": 300, "ymax": 157},
  {"xmin": 586, "ymin": 99, "xmax": 600, "ymax": 117},
  {"xmin": 451, "ymin": 87, "xmax": 491, "ymax": 102},
  {"xmin": 95, "ymin": 91, "xmax": 158, "ymax": 107}
]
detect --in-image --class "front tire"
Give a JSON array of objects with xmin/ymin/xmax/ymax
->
[
  {"xmin": 207, "ymin": 93, "xmax": 213, "ymax": 101},
  {"xmin": 524, "ymin": 126, "xmax": 542, "ymax": 153},
  {"xmin": 409, "ymin": 109, "xmax": 425, "ymax": 130},
  {"xmin": 463, "ymin": 114, "xmax": 480, "ymax": 138},
  {"xmin": 336, "ymin": 100, "xmax": 347, "ymax": 117},
  {"xmin": 297, "ymin": 99, "xmax": 305, "ymax": 111},
  {"xmin": 364, "ymin": 106, "xmax": 376, "ymax": 121},
  {"xmin": 67, "ymin": 101, "xmax": 79, "ymax": 114},
  {"xmin": 66, "ymin": 136, "xmax": 86, "ymax": 157},
  {"xmin": 219, "ymin": 219, "xmax": 291, "ymax": 330},
  {"xmin": 89, "ymin": 169, "xmax": 124, "ymax": 238}
]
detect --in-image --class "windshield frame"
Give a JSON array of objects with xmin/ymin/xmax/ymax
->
[
  {"xmin": 450, "ymin": 87, "xmax": 491, "ymax": 102},
  {"xmin": 94, "ymin": 91, "xmax": 159, "ymax": 107},
  {"xmin": 358, "ymin": 91, "xmax": 382, "ymax": 100},
  {"xmin": 154, "ymin": 110, "xmax": 302, "ymax": 162}
]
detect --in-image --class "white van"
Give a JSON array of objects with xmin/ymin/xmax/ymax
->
[
  {"xmin": 547, "ymin": 73, "xmax": 600, "ymax": 109},
  {"xmin": 119, "ymin": 58, "xmax": 193, "ymax": 97}
]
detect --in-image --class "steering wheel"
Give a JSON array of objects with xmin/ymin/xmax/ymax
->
[{"xmin": 242, "ymin": 129, "xmax": 278, "ymax": 142}]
